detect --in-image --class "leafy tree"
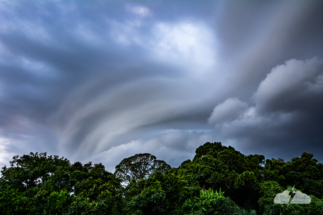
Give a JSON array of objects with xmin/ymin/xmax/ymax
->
[
  {"xmin": 30, "ymin": 185, "xmax": 71, "ymax": 215},
  {"xmin": 1, "ymin": 143, "xmax": 323, "ymax": 215},
  {"xmin": 181, "ymin": 188, "xmax": 240, "ymax": 215},
  {"xmin": 257, "ymin": 181, "xmax": 323, "ymax": 215},
  {"xmin": 124, "ymin": 170, "xmax": 201, "ymax": 215},
  {"xmin": 177, "ymin": 142, "xmax": 261, "ymax": 212},
  {"xmin": 67, "ymin": 178, "xmax": 122, "ymax": 215},
  {"xmin": 0, "ymin": 185, "xmax": 30, "ymax": 215},
  {"xmin": 306, "ymin": 194, "xmax": 323, "ymax": 215},
  {"xmin": 278, "ymin": 152, "xmax": 323, "ymax": 199},
  {"xmin": 0, "ymin": 152, "xmax": 71, "ymax": 194},
  {"xmin": 260, "ymin": 157, "xmax": 286, "ymax": 191},
  {"xmin": 258, "ymin": 180, "xmax": 286, "ymax": 215},
  {"xmin": 114, "ymin": 153, "xmax": 171, "ymax": 185},
  {"xmin": 125, "ymin": 180, "xmax": 167, "ymax": 215},
  {"xmin": 193, "ymin": 142, "xmax": 224, "ymax": 159},
  {"xmin": 0, "ymin": 152, "xmax": 124, "ymax": 215}
]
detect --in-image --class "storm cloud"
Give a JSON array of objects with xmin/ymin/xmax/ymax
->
[{"xmin": 0, "ymin": 1, "xmax": 322, "ymax": 172}]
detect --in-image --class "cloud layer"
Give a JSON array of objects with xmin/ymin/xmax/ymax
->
[
  {"xmin": 209, "ymin": 58, "xmax": 323, "ymax": 160},
  {"xmin": 0, "ymin": 1, "xmax": 322, "ymax": 172}
]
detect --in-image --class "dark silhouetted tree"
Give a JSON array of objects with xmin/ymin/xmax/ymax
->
[{"xmin": 114, "ymin": 153, "xmax": 171, "ymax": 185}]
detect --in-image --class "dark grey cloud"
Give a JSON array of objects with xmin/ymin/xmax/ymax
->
[
  {"xmin": 254, "ymin": 58, "xmax": 323, "ymax": 114},
  {"xmin": 0, "ymin": 1, "xmax": 322, "ymax": 172},
  {"xmin": 208, "ymin": 58, "xmax": 323, "ymax": 162},
  {"xmin": 214, "ymin": 1, "xmax": 323, "ymax": 100}
]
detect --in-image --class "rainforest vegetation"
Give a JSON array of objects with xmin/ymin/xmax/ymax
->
[{"xmin": 1, "ymin": 142, "xmax": 323, "ymax": 215}]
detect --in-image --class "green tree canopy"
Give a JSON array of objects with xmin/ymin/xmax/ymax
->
[
  {"xmin": 182, "ymin": 188, "xmax": 240, "ymax": 215},
  {"xmin": 114, "ymin": 153, "xmax": 171, "ymax": 185},
  {"xmin": 1, "ymin": 144, "xmax": 323, "ymax": 215},
  {"xmin": 176, "ymin": 142, "xmax": 262, "ymax": 211},
  {"xmin": 124, "ymin": 170, "xmax": 201, "ymax": 215},
  {"xmin": 0, "ymin": 152, "xmax": 124, "ymax": 215},
  {"xmin": 279, "ymin": 152, "xmax": 323, "ymax": 199}
]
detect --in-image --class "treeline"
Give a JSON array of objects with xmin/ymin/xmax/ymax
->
[{"xmin": 0, "ymin": 142, "xmax": 323, "ymax": 214}]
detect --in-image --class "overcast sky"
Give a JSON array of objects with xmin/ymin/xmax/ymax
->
[{"xmin": 0, "ymin": 1, "xmax": 322, "ymax": 172}]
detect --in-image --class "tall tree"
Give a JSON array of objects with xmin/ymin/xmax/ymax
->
[
  {"xmin": 114, "ymin": 153, "xmax": 171, "ymax": 184},
  {"xmin": 178, "ymin": 142, "xmax": 262, "ymax": 212}
]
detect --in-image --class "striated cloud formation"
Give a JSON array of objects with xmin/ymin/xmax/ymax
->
[{"xmin": 0, "ymin": 1, "xmax": 322, "ymax": 172}]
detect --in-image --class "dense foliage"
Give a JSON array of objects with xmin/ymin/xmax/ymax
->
[{"xmin": 1, "ymin": 142, "xmax": 322, "ymax": 214}]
